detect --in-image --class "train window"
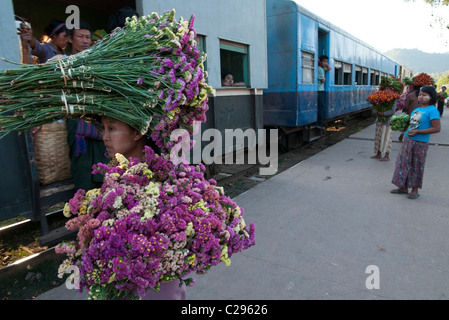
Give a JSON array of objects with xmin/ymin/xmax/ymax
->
[
  {"xmin": 334, "ymin": 61, "xmax": 343, "ymax": 85},
  {"xmin": 220, "ymin": 40, "xmax": 249, "ymax": 87},
  {"xmin": 355, "ymin": 66, "xmax": 362, "ymax": 85},
  {"xmin": 196, "ymin": 35, "xmax": 207, "ymax": 80},
  {"xmin": 343, "ymin": 63, "xmax": 352, "ymax": 85},
  {"xmin": 370, "ymin": 70, "xmax": 380, "ymax": 86},
  {"xmin": 362, "ymin": 68, "xmax": 368, "ymax": 85},
  {"xmin": 356, "ymin": 66, "xmax": 368, "ymax": 85},
  {"xmin": 302, "ymin": 51, "xmax": 315, "ymax": 84}
]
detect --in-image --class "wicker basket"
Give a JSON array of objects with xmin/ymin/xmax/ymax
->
[{"xmin": 33, "ymin": 121, "xmax": 72, "ymax": 185}]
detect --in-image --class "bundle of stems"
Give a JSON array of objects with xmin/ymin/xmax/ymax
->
[
  {"xmin": 379, "ymin": 76, "xmax": 404, "ymax": 94},
  {"xmin": 0, "ymin": 10, "xmax": 213, "ymax": 151}
]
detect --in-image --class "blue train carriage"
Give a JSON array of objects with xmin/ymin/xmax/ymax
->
[
  {"xmin": 264, "ymin": 0, "xmax": 401, "ymax": 149},
  {"xmin": 141, "ymin": 0, "xmax": 268, "ymax": 165}
]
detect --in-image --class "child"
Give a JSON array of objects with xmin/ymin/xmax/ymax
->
[
  {"xmin": 390, "ymin": 85, "xmax": 441, "ymax": 199},
  {"xmin": 221, "ymin": 72, "xmax": 245, "ymax": 87}
]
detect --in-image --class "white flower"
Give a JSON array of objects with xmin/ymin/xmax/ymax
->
[{"xmin": 112, "ymin": 196, "xmax": 122, "ymax": 209}]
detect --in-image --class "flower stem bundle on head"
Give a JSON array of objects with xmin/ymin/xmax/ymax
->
[
  {"xmin": 379, "ymin": 75, "xmax": 404, "ymax": 94},
  {"xmin": 411, "ymin": 73, "xmax": 434, "ymax": 87},
  {"xmin": 0, "ymin": 9, "xmax": 214, "ymax": 154}
]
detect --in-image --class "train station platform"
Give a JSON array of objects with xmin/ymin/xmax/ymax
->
[{"xmin": 36, "ymin": 109, "xmax": 449, "ymax": 300}]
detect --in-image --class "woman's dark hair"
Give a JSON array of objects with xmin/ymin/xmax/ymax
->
[
  {"xmin": 106, "ymin": 6, "xmax": 140, "ymax": 33},
  {"xmin": 420, "ymin": 85, "xmax": 438, "ymax": 105},
  {"xmin": 413, "ymin": 85, "xmax": 421, "ymax": 97},
  {"xmin": 221, "ymin": 72, "xmax": 232, "ymax": 80},
  {"xmin": 44, "ymin": 18, "xmax": 68, "ymax": 37}
]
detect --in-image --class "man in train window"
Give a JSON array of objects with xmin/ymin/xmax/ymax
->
[{"xmin": 318, "ymin": 55, "xmax": 331, "ymax": 127}]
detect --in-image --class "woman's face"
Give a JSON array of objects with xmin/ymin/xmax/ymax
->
[
  {"xmin": 418, "ymin": 91, "xmax": 432, "ymax": 105},
  {"xmin": 69, "ymin": 29, "xmax": 92, "ymax": 54},
  {"xmin": 52, "ymin": 31, "xmax": 68, "ymax": 51},
  {"xmin": 101, "ymin": 117, "xmax": 143, "ymax": 159},
  {"xmin": 222, "ymin": 74, "xmax": 234, "ymax": 86}
]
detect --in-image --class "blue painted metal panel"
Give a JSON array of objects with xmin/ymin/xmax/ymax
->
[
  {"xmin": 0, "ymin": 133, "xmax": 33, "ymax": 221},
  {"xmin": 297, "ymin": 91, "xmax": 317, "ymax": 125},
  {"xmin": 264, "ymin": 92, "xmax": 298, "ymax": 127},
  {"xmin": 301, "ymin": 15, "xmax": 316, "ymax": 53},
  {"xmin": 327, "ymin": 87, "xmax": 376, "ymax": 119},
  {"xmin": 266, "ymin": 11, "xmax": 298, "ymax": 92},
  {"xmin": 264, "ymin": 91, "xmax": 317, "ymax": 127}
]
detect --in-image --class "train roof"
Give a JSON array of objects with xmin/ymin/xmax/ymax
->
[{"xmin": 269, "ymin": 0, "xmax": 400, "ymax": 65}]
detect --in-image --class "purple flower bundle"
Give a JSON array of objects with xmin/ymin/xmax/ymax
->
[{"xmin": 56, "ymin": 146, "xmax": 255, "ymax": 300}]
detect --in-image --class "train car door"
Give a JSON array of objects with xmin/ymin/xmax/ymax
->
[{"xmin": 318, "ymin": 28, "xmax": 330, "ymax": 125}]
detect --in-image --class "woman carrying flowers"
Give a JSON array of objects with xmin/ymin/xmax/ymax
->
[
  {"xmin": 367, "ymin": 84, "xmax": 401, "ymax": 161},
  {"xmin": 58, "ymin": 115, "xmax": 255, "ymax": 300},
  {"xmin": 371, "ymin": 105, "xmax": 397, "ymax": 161},
  {"xmin": 391, "ymin": 85, "xmax": 441, "ymax": 199},
  {"xmin": 2, "ymin": 10, "xmax": 255, "ymax": 300},
  {"xmin": 99, "ymin": 116, "xmax": 186, "ymax": 299}
]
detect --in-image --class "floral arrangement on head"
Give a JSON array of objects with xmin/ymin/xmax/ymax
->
[
  {"xmin": 56, "ymin": 146, "xmax": 256, "ymax": 300},
  {"xmin": 379, "ymin": 75, "xmax": 404, "ymax": 94},
  {"xmin": 411, "ymin": 72, "xmax": 434, "ymax": 87},
  {"xmin": 0, "ymin": 10, "xmax": 213, "ymax": 154}
]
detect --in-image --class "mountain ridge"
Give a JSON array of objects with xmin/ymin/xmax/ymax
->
[{"xmin": 384, "ymin": 48, "xmax": 449, "ymax": 74}]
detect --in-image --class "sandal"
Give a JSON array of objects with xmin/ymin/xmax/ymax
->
[
  {"xmin": 407, "ymin": 193, "xmax": 420, "ymax": 199},
  {"xmin": 390, "ymin": 189, "xmax": 408, "ymax": 194}
]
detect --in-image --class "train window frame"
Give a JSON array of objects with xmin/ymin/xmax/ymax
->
[
  {"xmin": 196, "ymin": 35, "xmax": 207, "ymax": 81},
  {"xmin": 334, "ymin": 61, "xmax": 343, "ymax": 85},
  {"xmin": 362, "ymin": 67, "xmax": 369, "ymax": 85},
  {"xmin": 370, "ymin": 69, "xmax": 380, "ymax": 86},
  {"xmin": 302, "ymin": 51, "xmax": 315, "ymax": 84},
  {"xmin": 355, "ymin": 66, "xmax": 369, "ymax": 86},
  {"xmin": 355, "ymin": 66, "xmax": 362, "ymax": 85},
  {"xmin": 220, "ymin": 39, "xmax": 249, "ymax": 88},
  {"xmin": 343, "ymin": 63, "xmax": 352, "ymax": 85}
]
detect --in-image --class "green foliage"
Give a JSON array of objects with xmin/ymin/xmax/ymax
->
[
  {"xmin": 436, "ymin": 76, "xmax": 449, "ymax": 90},
  {"xmin": 390, "ymin": 114, "xmax": 410, "ymax": 131}
]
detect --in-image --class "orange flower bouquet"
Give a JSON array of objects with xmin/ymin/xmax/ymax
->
[{"xmin": 366, "ymin": 89, "xmax": 400, "ymax": 122}]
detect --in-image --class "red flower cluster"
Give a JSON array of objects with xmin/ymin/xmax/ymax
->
[
  {"xmin": 366, "ymin": 89, "xmax": 400, "ymax": 106},
  {"xmin": 411, "ymin": 73, "xmax": 433, "ymax": 86}
]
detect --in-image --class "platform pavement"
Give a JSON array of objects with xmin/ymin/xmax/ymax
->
[{"xmin": 36, "ymin": 108, "xmax": 449, "ymax": 300}]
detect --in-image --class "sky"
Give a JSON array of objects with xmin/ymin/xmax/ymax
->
[{"xmin": 295, "ymin": 0, "xmax": 449, "ymax": 54}]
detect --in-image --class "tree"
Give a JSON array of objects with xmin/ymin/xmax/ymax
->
[
  {"xmin": 406, "ymin": 0, "xmax": 449, "ymax": 6},
  {"xmin": 436, "ymin": 76, "xmax": 449, "ymax": 89},
  {"xmin": 424, "ymin": 0, "xmax": 449, "ymax": 5},
  {"xmin": 405, "ymin": 0, "xmax": 449, "ymax": 35}
]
